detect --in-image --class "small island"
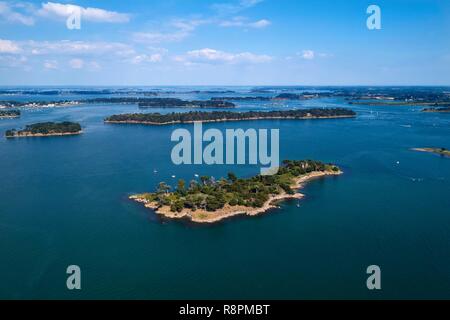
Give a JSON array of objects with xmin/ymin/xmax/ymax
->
[
  {"xmin": 0, "ymin": 110, "xmax": 20, "ymax": 119},
  {"xmin": 274, "ymin": 93, "xmax": 307, "ymax": 100},
  {"xmin": 422, "ymin": 107, "xmax": 450, "ymax": 113},
  {"xmin": 5, "ymin": 122, "xmax": 82, "ymax": 138},
  {"xmin": 411, "ymin": 147, "xmax": 450, "ymax": 157},
  {"xmin": 82, "ymin": 97, "xmax": 235, "ymax": 108},
  {"xmin": 105, "ymin": 108, "xmax": 356, "ymax": 125},
  {"xmin": 130, "ymin": 160, "xmax": 342, "ymax": 223}
]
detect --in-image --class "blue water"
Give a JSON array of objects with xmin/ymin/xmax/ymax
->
[{"xmin": 0, "ymin": 87, "xmax": 449, "ymax": 299}]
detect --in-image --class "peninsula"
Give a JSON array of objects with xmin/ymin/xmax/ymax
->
[
  {"xmin": 104, "ymin": 108, "xmax": 356, "ymax": 125},
  {"xmin": 0, "ymin": 110, "xmax": 20, "ymax": 119},
  {"xmin": 130, "ymin": 160, "xmax": 342, "ymax": 223},
  {"xmin": 411, "ymin": 147, "xmax": 450, "ymax": 157},
  {"xmin": 5, "ymin": 122, "xmax": 82, "ymax": 138},
  {"xmin": 422, "ymin": 107, "xmax": 450, "ymax": 113}
]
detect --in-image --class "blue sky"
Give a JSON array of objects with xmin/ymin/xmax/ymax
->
[{"xmin": 0, "ymin": 0, "xmax": 449, "ymax": 85}]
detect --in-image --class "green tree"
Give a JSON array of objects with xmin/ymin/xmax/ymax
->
[
  {"xmin": 227, "ymin": 172, "xmax": 237, "ymax": 182},
  {"xmin": 157, "ymin": 182, "xmax": 171, "ymax": 194},
  {"xmin": 177, "ymin": 179, "xmax": 186, "ymax": 195}
]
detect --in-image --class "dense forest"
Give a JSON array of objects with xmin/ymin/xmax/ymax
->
[
  {"xmin": 135, "ymin": 160, "xmax": 340, "ymax": 213},
  {"xmin": 5, "ymin": 122, "xmax": 82, "ymax": 137},
  {"xmin": 105, "ymin": 108, "xmax": 356, "ymax": 124}
]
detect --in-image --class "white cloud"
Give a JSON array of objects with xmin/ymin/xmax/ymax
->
[
  {"xmin": 248, "ymin": 19, "xmax": 271, "ymax": 28},
  {"xmin": 176, "ymin": 48, "xmax": 272, "ymax": 65},
  {"xmin": 171, "ymin": 19, "xmax": 209, "ymax": 32},
  {"xmin": 0, "ymin": 38, "xmax": 168, "ymax": 68},
  {"xmin": 220, "ymin": 17, "xmax": 271, "ymax": 28},
  {"xmin": 295, "ymin": 50, "xmax": 332, "ymax": 60},
  {"xmin": 69, "ymin": 58, "xmax": 84, "ymax": 69},
  {"xmin": 44, "ymin": 60, "xmax": 58, "ymax": 69},
  {"xmin": 0, "ymin": 1, "xmax": 35, "ymax": 26},
  {"xmin": 39, "ymin": 2, "xmax": 129, "ymax": 23},
  {"xmin": 68, "ymin": 58, "xmax": 103, "ymax": 70},
  {"xmin": 213, "ymin": 0, "xmax": 264, "ymax": 14},
  {"xmin": 300, "ymin": 50, "xmax": 315, "ymax": 60},
  {"xmin": 318, "ymin": 52, "xmax": 333, "ymax": 58},
  {"xmin": 131, "ymin": 53, "xmax": 163, "ymax": 64},
  {"xmin": 240, "ymin": 0, "xmax": 264, "ymax": 8},
  {"xmin": 133, "ymin": 31, "xmax": 188, "ymax": 44},
  {"xmin": 88, "ymin": 61, "xmax": 101, "ymax": 70},
  {"xmin": 0, "ymin": 39, "xmax": 21, "ymax": 53},
  {"xmin": 134, "ymin": 19, "xmax": 209, "ymax": 44},
  {"xmin": 27, "ymin": 40, "xmax": 135, "ymax": 57},
  {"xmin": 0, "ymin": 54, "xmax": 27, "ymax": 68}
]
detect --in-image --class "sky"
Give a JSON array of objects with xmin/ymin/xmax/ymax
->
[{"xmin": 0, "ymin": 0, "xmax": 449, "ymax": 86}]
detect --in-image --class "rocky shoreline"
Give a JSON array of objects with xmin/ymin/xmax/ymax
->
[
  {"xmin": 5, "ymin": 131, "xmax": 82, "ymax": 138},
  {"xmin": 106, "ymin": 115, "xmax": 356, "ymax": 126}
]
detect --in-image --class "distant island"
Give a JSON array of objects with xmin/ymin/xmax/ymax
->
[
  {"xmin": 211, "ymin": 96, "xmax": 272, "ymax": 101},
  {"xmin": 0, "ymin": 100, "xmax": 80, "ymax": 108},
  {"xmin": 349, "ymin": 101, "xmax": 450, "ymax": 106},
  {"xmin": 5, "ymin": 122, "xmax": 82, "ymax": 138},
  {"xmin": 274, "ymin": 93, "xmax": 310, "ymax": 100},
  {"xmin": 0, "ymin": 89, "xmax": 158, "ymax": 96},
  {"xmin": 422, "ymin": 107, "xmax": 450, "ymax": 113},
  {"xmin": 104, "ymin": 108, "xmax": 356, "ymax": 125},
  {"xmin": 211, "ymin": 93, "xmax": 321, "ymax": 101},
  {"xmin": 411, "ymin": 147, "xmax": 450, "ymax": 157},
  {"xmin": 137, "ymin": 99, "xmax": 235, "ymax": 108},
  {"xmin": 130, "ymin": 160, "xmax": 342, "ymax": 223},
  {"xmin": 0, "ymin": 98, "xmax": 235, "ymax": 109},
  {"xmin": 0, "ymin": 110, "xmax": 20, "ymax": 119}
]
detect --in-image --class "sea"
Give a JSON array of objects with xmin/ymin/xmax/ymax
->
[{"xmin": 0, "ymin": 86, "xmax": 449, "ymax": 299}]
